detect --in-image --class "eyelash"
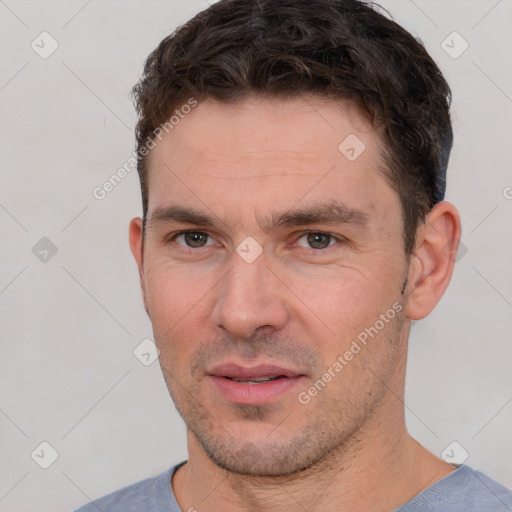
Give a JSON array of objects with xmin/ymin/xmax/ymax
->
[{"xmin": 167, "ymin": 230, "xmax": 345, "ymax": 253}]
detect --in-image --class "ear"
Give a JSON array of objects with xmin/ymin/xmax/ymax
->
[
  {"xmin": 129, "ymin": 217, "xmax": 150, "ymax": 316},
  {"xmin": 405, "ymin": 201, "xmax": 461, "ymax": 321}
]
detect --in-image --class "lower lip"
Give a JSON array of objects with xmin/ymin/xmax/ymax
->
[{"xmin": 209, "ymin": 375, "xmax": 305, "ymax": 405}]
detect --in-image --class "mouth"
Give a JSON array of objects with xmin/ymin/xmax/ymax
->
[
  {"xmin": 223, "ymin": 375, "xmax": 285, "ymax": 384},
  {"xmin": 208, "ymin": 363, "xmax": 306, "ymax": 405}
]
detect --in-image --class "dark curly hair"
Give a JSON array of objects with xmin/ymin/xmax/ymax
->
[{"xmin": 132, "ymin": 0, "xmax": 452, "ymax": 254}]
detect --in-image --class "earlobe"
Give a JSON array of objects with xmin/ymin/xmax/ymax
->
[{"xmin": 405, "ymin": 202, "xmax": 461, "ymax": 321}]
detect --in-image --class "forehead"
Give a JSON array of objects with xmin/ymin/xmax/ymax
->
[
  {"xmin": 145, "ymin": 95, "xmax": 399, "ymax": 227},
  {"xmin": 149, "ymin": 95, "xmax": 377, "ymax": 171}
]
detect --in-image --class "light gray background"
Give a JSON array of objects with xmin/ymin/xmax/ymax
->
[{"xmin": 0, "ymin": 1, "xmax": 511, "ymax": 511}]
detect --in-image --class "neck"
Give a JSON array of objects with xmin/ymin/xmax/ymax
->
[{"xmin": 173, "ymin": 410, "xmax": 452, "ymax": 511}]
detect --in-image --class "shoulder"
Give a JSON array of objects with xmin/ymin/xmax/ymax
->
[
  {"xmin": 460, "ymin": 466, "xmax": 512, "ymax": 509},
  {"xmin": 398, "ymin": 465, "xmax": 512, "ymax": 511},
  {"xmin": 73, "ymin": 466, "xmax": 178, "ymax": 512}
]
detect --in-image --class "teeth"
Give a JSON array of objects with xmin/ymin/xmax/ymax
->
[{"xmin": 228, "ymin": 376, "xmax": 283, "ymax": 383}]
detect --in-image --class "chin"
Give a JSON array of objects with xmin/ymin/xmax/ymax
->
[{"xmin": 193, "ymin": 425, "xmax": 338, "ymax": 477}]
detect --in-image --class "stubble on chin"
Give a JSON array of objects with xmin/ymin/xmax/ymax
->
[{"xmin": 158, "ymin": 303, "xmax": 407, "ymax": 477}]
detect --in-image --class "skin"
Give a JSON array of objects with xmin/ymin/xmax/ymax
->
[{"xmin": 129, "ymin": 95, "xmax": 461, "ymax": 511}]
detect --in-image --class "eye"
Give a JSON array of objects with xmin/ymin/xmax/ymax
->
[
  {"xmin": 295, "ymin": 232, "xmax": 340, "ymax": 250},
  {"xmin": 172, "ymin": 231, "xmax": 217, "ymax": 248}
]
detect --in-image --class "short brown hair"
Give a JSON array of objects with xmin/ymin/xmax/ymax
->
[{"xmin": 132, "ymin": 0, "xmax": 452, "ymax": 254}]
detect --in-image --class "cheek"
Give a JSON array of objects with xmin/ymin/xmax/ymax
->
[
  {"xmin": 144, "ymin": 253, "xmax": 208, "ymax": 313},
  {"xmin": 291, "ymin": 263, "xmax": 391, "ymax": 316},
  {"xmin": 143, "ymin": 263, "xmax": 209, "ymax": 358},
  {"xmin": 288, "ymin": 263, "xmax": 404, "ymax": 358}
]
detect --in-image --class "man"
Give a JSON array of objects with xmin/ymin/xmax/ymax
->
[{"xmin": 76, "ymin": 0, "xmax": 512, "ymax": 510}]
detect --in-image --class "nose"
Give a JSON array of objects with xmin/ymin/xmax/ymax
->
[{"xmin": 212, "ymin": 250, "xmax": 289, "ymax": 340}]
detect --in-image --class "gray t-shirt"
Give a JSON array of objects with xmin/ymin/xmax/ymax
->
[{"xmin": 74, "ymin": 463, "xmax": 512, "ymax": 511}]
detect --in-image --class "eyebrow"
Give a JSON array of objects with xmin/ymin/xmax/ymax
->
[
  {"xmin": 265, "ymin": 201, "xmax": 368, "ymax": 231},
  {"xmin": 146, "ymin": 201, "xmax": 368, "ymax": 232}
]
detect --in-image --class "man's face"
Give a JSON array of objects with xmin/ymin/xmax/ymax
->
[{"xmin": 132, "ymin": 96, "xmax": 412, "ymax": 476}]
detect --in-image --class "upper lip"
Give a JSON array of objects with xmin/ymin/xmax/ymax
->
[{"xmin": 209, "ymin": 363, "xmax": 303, "ymax": 380}]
